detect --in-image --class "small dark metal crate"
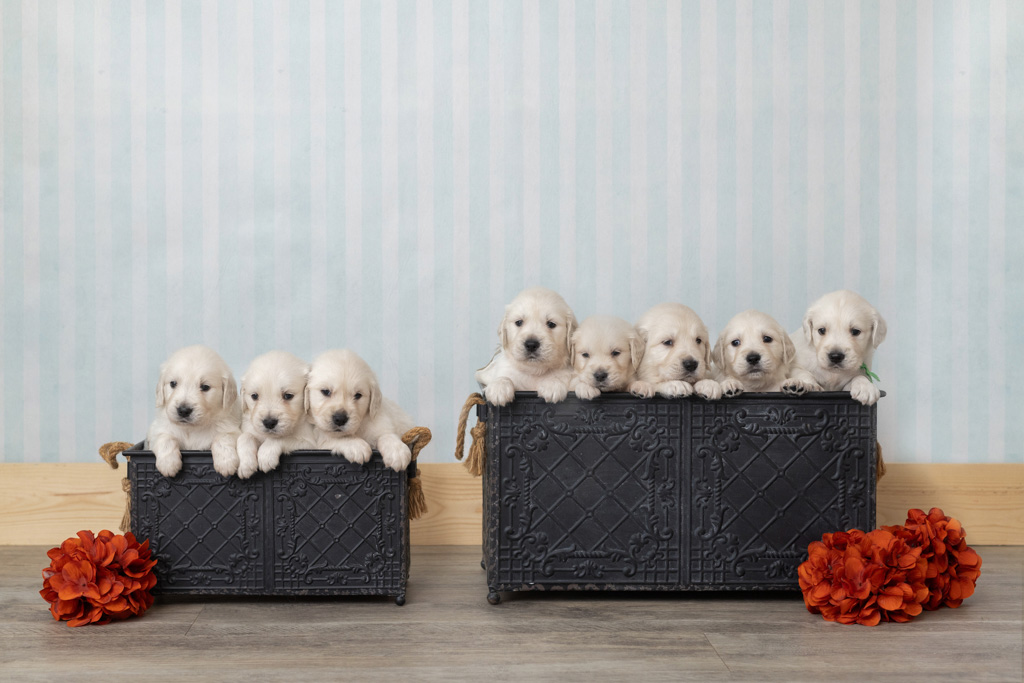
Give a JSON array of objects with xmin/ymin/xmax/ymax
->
[
  {"xmin": 479, "ymin": 392, "xmax": 877, "ymax": 603},
  {"xmin": 125, "ymin": 447, "xmax": 410, "ymax": 604}
]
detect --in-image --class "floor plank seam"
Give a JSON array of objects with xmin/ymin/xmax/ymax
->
[
  {"xmin": 703, "ymin": 632, "xmax": 731, "ymax": 674},
  {"xmin": 182, "ymin": 605, "xmax": 204, "ymax": 637}
]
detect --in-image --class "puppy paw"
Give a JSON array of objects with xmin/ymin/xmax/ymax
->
[
  {"xmin": 849, "ymin": 378, "xmax": 882, "ymax": 406},
  {"xmin": 782, "ymin": 378, "xmax": 815, "ymax": 396},
  {"xmin": 211, "ymin": 441, "xmax": 240, "ymax": 477},
  {"xmin": 657, "ymin": 380, "xmax": 694, "ymax": 398},
  {"xmin": 257, "ymin": 442, "xmax": 283, "ymax": 473},
  {"xmin": 720, "ymin": 379, "xmax": 745, "ymax": 397},
  {"xmin": 333, "ymin": 438, "xmax": 373, "ymax": 465},
  {"xmin": 537, "ymin": 378, "xmax": 569, "ymax": 404},
  {"xmin": 236, "ymin": 436, "xmax": 259, "ymax": 479},
  {"xmin": 694, "ymin": 379, "xmax": 723, "ymax": 401},
  {"xmin": 628, "ymin": 380, "xmax": 656, "ymax": 399},
  {"xmin": 378, "ymin": 434, "xmax": 412, "ymax": 471},
  {"xmin": 154, "ymin": 448, "xmax": 183, "ymax": 478},
  {"xmin": 484, "ymin": 378, "xmax": 516, "ymax": 406},
  {"xmin": 573, "ymin": 382, "xmax": 601, "ymax": 400}
]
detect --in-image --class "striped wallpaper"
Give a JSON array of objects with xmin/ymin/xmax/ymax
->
[{"xmin": 1, "ymin": 0, "xmax": 1022, "ymax": 465}]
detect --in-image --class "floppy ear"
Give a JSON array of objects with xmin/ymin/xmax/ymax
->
[
  {"xmin": 222, "ymin": 375, "xmax": 238, "ymax": 410},
  {"xmin": 781, "ymin": 333, "xmax": 796, "ymax": 367},
  {"xmin": 304, "ymin": 386, "xmax": 315, "ymax": 424},
  {"xmin": 568, "ymin": 328, "xmax": 579, "ymax": 364},
  {"xmin": 701, "ymin": 329, "xmax": 712, "ymax": 368},
  {"xmin": 564, "ymin": 310, "xmax": 578, "ymax": 355},
  {"xmin": 155, "ymin": 364, "xmax": 167, "ymax": 408},
  {"xmin": 498, "ymin": 306, "xmax": 512, "ymax": 351},
  {"xmin": 711, "ymin": 334, "xmax": 726, "ymax": 370},
  {"xmin": 367, "ymin": 375, "xmax": 382, "ymax": 420},
  {"xmin": 628, "ymin": 331, "xmax": 645, "ymax": 373},
  {"xmin": 239, "ymin": 381, "xmax": 250, "ymax": 416},
  {"xmin": 302, "ymin": 369, "xmax": 311, "ymax": 414},
  {"xmin": 802, "ymin": 310, "xmax": 815, "ymax": 345},
  {"xmin": 871, "ymin": 311, "xmax": 888, "ymax": 348}
]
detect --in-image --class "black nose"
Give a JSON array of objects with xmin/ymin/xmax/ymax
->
[
  {"xmin": 828, "ymin": 351, "xmax": 845, "ymax": 365},
  {"xmin": 682, "ymin": 359, "xmax": 699, "ymax": 373},
  {"xmin": 746, "ymin": 353, "xmax": 761, "ymax": 366},
  {"xmin": 262, "ymin": 417, "xmax": 279, "ymax": 430},
  {"xmin": 176, "ymin": 404, "xmax": 193, "ymax": 418},
  {"xmin": 524, "ymin": 338, "xmax": 541, "ymax": 353},
  {"xmin": 332, "ymin": 412, "xmax": 349, "ymax": 427},
  {"xmin": 593, "ymin": 370, "xmax": 608, "ymax": 383}
]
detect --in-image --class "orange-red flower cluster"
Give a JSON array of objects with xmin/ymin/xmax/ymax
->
[
  {"xmin": 798, "ymin": 508, "xmax": 981, "ymax": 626},
  {"xmin": 40, "ymin": 530, "xmax": 157, "ymax": 627}
]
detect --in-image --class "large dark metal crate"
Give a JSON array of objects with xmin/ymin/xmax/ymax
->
[
  {"xmin": 479, "ymin": 392, "xmax": 876, "ymax": 602},
  {"xmin": 125, "ymin": 447, "xmax": 410, "ymax": 604}
]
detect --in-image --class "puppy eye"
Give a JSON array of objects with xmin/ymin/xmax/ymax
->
[
  {"xmin": 282, "ymin": 393, "xmax": 293, "ymax": 401},
  {"xmin": 611, "ymin": 350, "xmax": 621, "ymax": 357},
  {"xmin": 515, "ymin": 319, "xmax": 524, "ymax": 327},
  {"xmin": 321, "ymin": 388, "xmax": 331, "ymax": 397},
  {"xmin": 851, "ymin": 328, "xmax": 861, "ymax": 337},
  {"xmin": 662, "ymin": 339, "xmax": 674, "ymax": 347},
  {"xmin": 696, "ymin": 338, "xmax": 702, "ymax": 345},
  {"xmin": 731, "ymin": 339, "xmax": 741, "ymax": 347},
  {"xmin": 200, "ymin": 384, "xmax": 211, "ymax": 392},
  {"xmin": 354, "ymin": 393, "xmax": 362, "ymax": 400},
  {"xmin": 762, "ymin": 336, "xmax": 773, "ymax": 344},
  {"xmin": 818, "ymin": 327, "xmax": 826, "ymax": 336},
  {"xmin": 581, "ymin": 353, "xmax": 590, "ymax": 358},
  {"xmin": 169, "ymin": 381, "xmax": 177, "ymax": 389},
  {"xmin": 546, "ymin": 321, "xmax": 557, "ymax": 329},
  {"xmin": 250, "ymin": 393, "xmax": 259, "ymax": 401}
]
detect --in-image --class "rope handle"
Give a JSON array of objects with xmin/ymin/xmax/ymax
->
[
  {"xmin": 401, "ymin": 427, "xmax": 432, "ymax": 520},
  {"xmin": 98, "ymin": 442, "xmax": 135, "ymax": 534},
  {"xmin": 455, "ymin": 393, "xmax": 488, "ymax": 477}
]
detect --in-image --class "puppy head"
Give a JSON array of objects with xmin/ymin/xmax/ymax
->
[
  {"xmin": 498, "ymin": 287, "xmax": 576, "ymax": 374},
  {"xmin": 713, "ymin": 310, "xmax": 794, "ymax": 385},
  {"xmin": 240, "ymin": 350, "xmax": 310, "ymax": 438},
  {"xmin": 155, "ymin": 345, "xmax": 238, "ymax": 427},
  {"xmin": 306, "ymin": 349, "xmax": 382, "ymax": 437},
  {"xmin": 801, "ymin": 290, "xmax": 887, "ymax": 373},
  {"xmin": 570, "ymin": 316, "xmax": 643, "ymax": 392},
  {"xmin": 634, "ymin": 303, "xmax": 712, "ymax": 383}
]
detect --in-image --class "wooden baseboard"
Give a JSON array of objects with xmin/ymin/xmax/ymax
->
[{"xmin": 1, "ymin": 462, "xmax": 1021, "ymax": 546}]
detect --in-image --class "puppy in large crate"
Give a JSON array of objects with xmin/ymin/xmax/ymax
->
[
  {"xmin": 307, "ymin": 349, "xmax": 415, "ymax": 471},
  {"xmin": 792, "ymin": 289, "xmax": 887, "ymax": 405},
  {"xmin": 569, "ymin": 315, "xmax": 645, "ymax": 399},
  {"xmin": 630, "ymin": 303, "xmax": 722, "ymax": 400},
  {"xmin": 236, "ymin": 350, "xmax": 317, "ymax": 478},
  {"xmin": 475, "ymin": 287, "xmax": 577, "ymax": 405},
  {"xmin": 146, "ymin": 345, "xmax": 242, "ymax": 478},
  {"xmin": 712, "ymin": 310, "xmax": 818, "ymax": 396}
]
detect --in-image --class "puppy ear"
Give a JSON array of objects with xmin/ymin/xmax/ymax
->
[
  {"xmin": 222, "ymin": 375, "xmax": 238, "ymax": 410},
  {"xmin": 711, "ymin": 334, "xmax": 726, "ymax": 370},
  {"xmin": 302, "ymin": 368, "xmax": 311, "ymax": 415},
  {"xmin": 568, "ymin": 328, "xmax": 579, "ymax": 364},
  {"xmin": 498, "ymin": 308, "xmax": 511, "ymax": 351},
  {"xmin": 628, "ymin": 331, "xmax": 645, "ymax": 373},
  {"xmin": 782, "ymin": 333, "xmax": 796, "ymax": 367},
  {"xmin": 701, "ymin": 328, "xmax": 712, "ymax": 368},
  {"xmin": 802, "ymin": 311, "xmax": 815, "ymax": 345},
  {"xmin": 564, "ymin": 310, "xmax": 578, "ymax": 356},
  {"xmin": 368, "ymin": 376, "xmax": 382, "ymax": 420},
  {"xmin": 155, "ymin": 364, "xmax": 167, "ymax": 408},
  {"xmin": 239, "ymin": 382, "xmax": 250, "ymax": 416},
  {"xmin": 871, "ymin": 311, "xmax": 888, "ymax": 348},
  {"xmin": 304, "ymin": 386, "xmax": 315, "ymax": 424}
]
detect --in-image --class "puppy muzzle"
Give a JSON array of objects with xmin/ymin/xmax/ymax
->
[{"xmin": 174, "ymin": 404, "xmax": 195, "ymax": 424}]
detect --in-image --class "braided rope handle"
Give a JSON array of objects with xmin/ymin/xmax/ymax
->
[{"xmin": 455, "ymin": 393, "xmax": 487, "ymax": 477}]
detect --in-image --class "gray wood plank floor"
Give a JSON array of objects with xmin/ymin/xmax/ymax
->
[{"xmin": 2, "ymin": 545, "xmax": 1021, "ymax": 682}]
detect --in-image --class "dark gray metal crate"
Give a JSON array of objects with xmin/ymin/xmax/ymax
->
[
  {"xmin": 126, "ymin": 447, "xmax": 410, "ymax": 604},
  {"xmin": 479, "ymin": 392, "xmax": 877, "ymax": 602}
]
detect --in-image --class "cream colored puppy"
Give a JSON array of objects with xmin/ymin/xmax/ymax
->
[
  {"xmin": 569, "ymin": 316, "xmax": 644, "ymax": 399},
  {"xmin": 713, "ymin": 310, "xmax": 817, "ymax": 396},
  {"xmin": 475, "ymin": 287, "xmax": 577, "ymax": 406},
  {"xmin": 146, "ymin": 345, "xmax": 242, "ymax": 478},
  {"xmin": 307, "ymin": 349, "xmax": 415, "ymax": 471},
  {"xmin": 631, "ymin": 303, "xmax": 722, "ymax": 400},
  {"xmin": 236, "ymin": 351, "xmax": 317, "ymax": 478},
  {"xmin": 793, "ymin": 290, "xmax": 887, "ymax": 405}
]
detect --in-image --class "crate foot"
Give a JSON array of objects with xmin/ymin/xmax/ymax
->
[
  {"xmin": 480, "ymin": 559, "xmax": 485, "ymax": 570},
  {"xmin": 394, "ymin": 594, "xmax": 406, "ymax": 606},
  {"xmin": 486, "ymin": 591, "xmax": 501, "ymax": 605}
]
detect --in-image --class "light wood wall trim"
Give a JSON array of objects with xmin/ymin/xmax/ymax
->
[{"xmin": 1, "ymin": 462, "xmax": 1021, "ymax": 546}]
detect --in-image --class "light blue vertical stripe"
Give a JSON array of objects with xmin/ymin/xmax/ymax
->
[
  {"xmin": 2, "ymin": 0, "xmax": 24, "ymax": 462},
  {"xmin": 74, "ymin": 0, "xmax": 96, "ymax": 456},
  {"xmin": 324, "ymin": 1, "xmax": 345, "ymax": 348},
  {"xmin": 679, "ymin": 0, "xmax": 701, "ymax": 309},
  {"xmin": 289, "ymin": 0, "xmax": 312, "ymax": 362},
  {"xmin": 538, "ymin": 1, "xmax": 560, "ymax": 285},
  {"xmin": 38, "ymin": 0, "xmax": 59, "ymax": 461},
  {"xmin": 968, "ymin": 0, "xmax": 991, "ymax": 459},
  {"xmin": 930, "ymin": 0, "xmax": 954, "ymax": 463},
  {"xmin": 574, "ymin": 0, "xmax": 596, "ymax": 317},
  {"xmin": 750, "ymin": 0, "xmax": 773, "ymax": 313},
  {"xmin": 609, "ymin": 0, "xmax": 630, "ymax": 319},
  {"xmin": 252, "ymin": 0, "xmax": 276, "ymax": 353},
  {"xmin": 218, "ymin": 0, "xmax": 242, "ymax": 367},
  {"xmin": 715, "ymin": 0, "xmax": 736, "ymax": 318},
  {"xmin": 786, "ymin": 1, "xmax": 808, "ymax": 324},
  {"xmin": 396, "ymin": 0, "xmax": 418, "ymax": 399},
  {"xmin": 468, "ymin": 0, "xmax": 492, "ymax": 364},
  {"xmin": 503, "ymin": 0, "xmax": 524, "ymax": 296},
  {"xmin": 646, "ymin": 0, "xmax": 667, "ymax": 304},
  {"xmin": 109, "ymin": 0, "xmax": 134, "ymax": 440},
  {"xmin": 361, "ymin": 0, "xmax": 384, "ymax": 362},
  {"xmin": 145, "ymin": 0, "xmax": 168, "ymax": 385},
  {"xmin": 181, "ymin": 0, "xmax": 203, "ymax": 346},
  {"xmin": 821, "ymin": 0, "xmax": 846, "ymax": 293},
  {"xmin": 1007, "ymin": 0, "xmax": 1024, "ymax": 462},
  {"xmin": 859, "ymin": 0, "xmax": 880, "ymax": 304}
]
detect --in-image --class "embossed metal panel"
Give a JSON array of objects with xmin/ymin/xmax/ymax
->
[
  {"xmin": 128, "ymin": 449, "xmax": 408, "ymax": 600},
  {"xmin": 481, "ymin": 392, "xmax": 876, "ymax": 597}
]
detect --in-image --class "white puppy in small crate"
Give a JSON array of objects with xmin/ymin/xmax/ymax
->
[
  {"xmin": 792, "ymin": 289, "xmax": 887, "ymax": 405},
  {"xmin": 475, "ymin": 287, "xmax": 577, "ymax": 406},
  {"xmin": 146, "ymin": 345, "xmax": 242, "ymax": 478},
  {"xmin": 631, "ymin": 303, "xmax": 722, "ymax": 400},
  {"xmin": 236, "ymin": 350, "xmax": 317, "ymax": 478},
  {"xmin": 307, "ymin": 349, "xmax": 415, "ymax": 471},
  {"xmin": 713, "ymin": 310, "xmax": 818, "ymax": 397},
  {"xmin": 569, "ymin": 315, "xmax": 645, "ymax": 399}
]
